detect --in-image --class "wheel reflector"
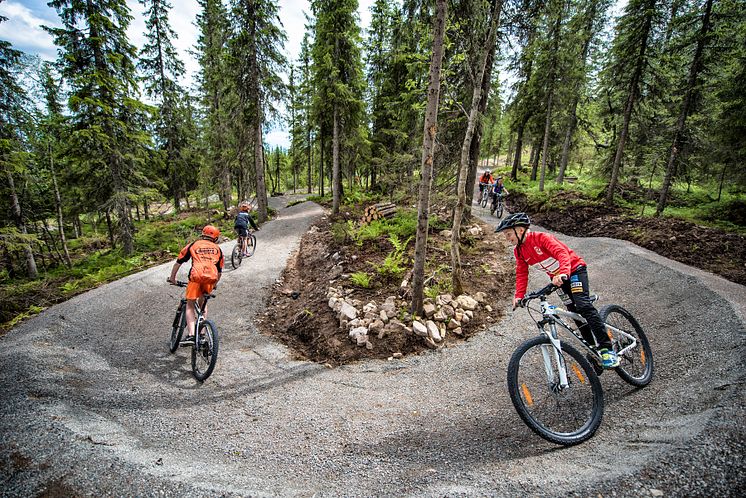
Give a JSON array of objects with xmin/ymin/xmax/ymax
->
[{"xmin": 521, "ymin": 383, "xmax": 533, "ymax": 407}]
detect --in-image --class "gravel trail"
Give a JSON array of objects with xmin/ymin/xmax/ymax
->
[{"xmin": 1, "ymin": 198, "xmax": 744, "ymax": 497}]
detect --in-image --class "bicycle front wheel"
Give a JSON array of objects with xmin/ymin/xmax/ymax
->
[
  {"xmin": 192, "ymin": 320, "xmax": 219, "ymax": 382},
  {"xmin": 481, "ymin": 193, "xmax": 488, "ymax": 208},
  {"xmin": 245, "ymin": 233, "xmax": 256, "ymax": 257},
  {"xmin": 231, "ymin": 243, "xmax": 242, "ymax": 269},
  {"xmin": 507, "ymin": 336, "xmax": 604, "ymax": 446},
  {"xmin": 496, "ymin": 201, "xmax": 504, "ymax": 218},
  {"xmin": 600, "ymin": 304, "xmax": 654, "ymax": 387},
  {"xmin": 169, "ymin": 301, "xmax": 185, "ymax": 353}
]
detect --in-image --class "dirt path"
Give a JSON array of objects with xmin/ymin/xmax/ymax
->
[{"xmin": 1, "ymin": 196, "xmax": 744, "ymax": 496}]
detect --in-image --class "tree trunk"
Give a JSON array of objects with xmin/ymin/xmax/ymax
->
[
  {"xmin": 656, "ymin": 0, "xmax": 713, "ymax": 216},
  {"xmin": 511, "ymin": 116, "xmax": 529, "ymax": 180},
  {"xmin": 50, "ymin": 152, "xmax": 72, "ymax": 267},
  {"xmin": 105, "ymin": 209, "xmax": 115, "ymax": 249},
  {"xmin": 332, "ymin": 103, "xmax": 341, "ymax": 214},
  {"xmin": 505, "ymin": 133, "xmax": 514, "ymax": 168},
  {"xmin": 538, "ymin": 3, "xmax": 563, "ymax": 192},
  {"xmin": 254, "ymin": 120, "xmax": 269, "ymax": 223},
  {"xmin": 466, "ymin": 43, "xmax": 498, "ymax": 216},
  {"xmin": 320, "ymin": 130, "xmax": 325, "ymax": 197},
  {"xmin": 530, "ymin": 140, "xmax": 541, "ymax": 181},
  {"xmin": 6, "ymin": 171, "xmax": 38, "ymax": 278},
  {"xmin": 607, "ymin": 1, "xmax": 654, "ymax": 204},
  {"xmin": 539, "ymin": 92, "xmax": 554, "ymax": 191},
  {"xmin": 307, "ymin": 128, "xmax": 313, "ymax": 193},
  {"xmin": 411, "ymin": 0, "xmax": 447, "ymax": 316},
  {"xmin": 451, "ymin": 0, "xmax": 504, "ymax": 296}
]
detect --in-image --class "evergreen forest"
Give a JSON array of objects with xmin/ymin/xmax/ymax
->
[{"xmin": 1, "ymin": 0, "xmax": 745, "ymax": 327}]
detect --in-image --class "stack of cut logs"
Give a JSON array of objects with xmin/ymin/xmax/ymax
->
[{"xmin": 361, "ymin": 202, "xmax": 397, "ymax": 224}]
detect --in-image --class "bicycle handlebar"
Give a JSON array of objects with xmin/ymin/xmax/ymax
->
[{"xmin": 518, "ymin": 281, "xmax": 563, "ymax": 307}]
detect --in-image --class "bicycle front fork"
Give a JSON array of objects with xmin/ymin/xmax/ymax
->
[{"xmin": 542, "ymin": 326, "xmax": 570, "ymax": 389}]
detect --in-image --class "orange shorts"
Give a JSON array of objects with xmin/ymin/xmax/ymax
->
[{"xmin": 185, "ymin": 280, "xmax": 215, "ymax": 300}]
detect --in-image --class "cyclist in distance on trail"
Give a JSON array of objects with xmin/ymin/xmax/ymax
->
[
  {"xmin": 167, "ymin": 225, "xmax": 224, "ymax": 342},
  {"xmin": 490, "ymin": 176, "xmax": 509, "ymax": 204},
  {"xmin": 234, "ymin": 201, "xmax": 259, "ymax": 256},
  {"xmin": 495, "ymin": 212, "xmax": 620, "ymax": 368},
  {"xmin": 478, "ymin": 170, "xmax": 494, "ymax": 199}
]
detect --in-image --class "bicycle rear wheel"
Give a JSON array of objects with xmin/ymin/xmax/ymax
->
[
  {"xmin": 231, "ymin": 243, "xmax": 242, "ymax": 269},
  {"xmin": 599, "ymin": 304, "xmax": 654, "ymax": 387},
  {"xmin": 169, "ymin": 300, "xmax": 186, "ymax": 353},
  {"xmin": 507, "ymin": 336, "xmax": 604, "ymax": 446},
  {"xmin": 245, "ymin": 233, "xmax": 256, "ymax": 257},
  {"xmin": 192, "ymin": 320, "xmax": 219, "ymax": 381}
]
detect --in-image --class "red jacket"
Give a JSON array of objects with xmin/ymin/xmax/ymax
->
[{"xmin": 513, "ymin": 231, "xmax": 586, "ymax": 299}]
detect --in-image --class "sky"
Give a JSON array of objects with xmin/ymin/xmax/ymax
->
[{"xmin": 0, "ymin": 0, "xmax": 374, "ymax": 148}]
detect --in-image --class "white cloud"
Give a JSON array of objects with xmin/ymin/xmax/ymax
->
[{"xmin": 0, "ymin": 1, "xmax": 58, "ymax": 60}]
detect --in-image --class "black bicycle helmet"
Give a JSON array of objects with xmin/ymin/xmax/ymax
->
[{"xmin": 494, "ymin": 212, "xmax": 531, "ymax": 233}]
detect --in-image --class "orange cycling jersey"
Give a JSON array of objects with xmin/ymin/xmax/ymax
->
[
  {"xmin": 479, "ymin": 173, "xmax": 494, "ymax": 184},
  {"xmin": 177, "ymin": 239, "xmax": 224, "ymax": 299}
]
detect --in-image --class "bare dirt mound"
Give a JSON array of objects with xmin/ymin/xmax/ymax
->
[
  {"xmin": 257, "ymin": 210, "xmax": 515, "ymax": 365},
  {"xmin": 508, "ymin": 192, "xmax": 746, "ymax": 286}
]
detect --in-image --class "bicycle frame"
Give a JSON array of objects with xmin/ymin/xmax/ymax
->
[{"xmin": 529, "ymin": 294, "xmax": 639, "ymax": 388}]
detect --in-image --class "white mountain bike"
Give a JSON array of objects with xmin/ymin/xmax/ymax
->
[{"xmin": 507, "ymin": 282, "xmax": 654, "ymax": 445}]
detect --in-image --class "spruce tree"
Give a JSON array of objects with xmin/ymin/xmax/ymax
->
[{"xmin": 46, "ymin": 0, "xmax": 152, "ymax": 255}]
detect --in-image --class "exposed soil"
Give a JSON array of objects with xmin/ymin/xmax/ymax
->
[
  {"xmin": 256, "ymin": 208, "xmax": 515, "ymax": 365},
  {"xmin": 258, "ymin": 189, "xmax": 745, "ymax": 365},
  {"xmin": 508, "ymin": 190, "xmax": 746, "ymax": 286}
]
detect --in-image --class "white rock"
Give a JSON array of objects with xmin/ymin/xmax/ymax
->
[
  {"xmin": 461, "ymin": 313, "xmax": 471, "ymax": 324},
  {"xmin": 474, "ymin": 291, "xmax": 486, "ymax": 303},
  {"xmin": 440, "ymin": 230, "xmax": 452, "ymax": 238},
  {"xmin": 447, "ymin": 318, "xmax": 460, "ymax": 330},
  {"xmin": 412, "ymin": 320, "xmax": 428, "ymax": 337},
  {"xmin": 423, "ymin": 303, "xmax": 436, "ymax": 318},
  {"xmin": 433, "ymin": 311, "xmax": 447, "ymax": 322},
  {"xmin": 453, "ymin": 327, "xmax": 463, "ymax": 336},
  {"xmin": 485, "ymin": 304, "xmax": 493, "ymax": 312},
  {"xmin": 455, "ymin": 295, "xmax": 478, "ymax": 311},
  {"xmin": 465, "ymin": 310, "xmax": 474, "ymax": 319},
  {"xmin": 379, "ymin": 310, "xmax": 389, "ymax": 323},
  {"xmin": 339, "ymin": 302, "xmax": 358, "ymax": 321},
  {"xmin": 426, "ymin": 320, "xmax": 441, "ymax": 341},
  {"xmin": 455, "ymin": 311, "xmax": 464, "ymax": 322},
  {"xmin": 363, "ymin": 302, "xmax": 378, "ymax": 314},
  {"xmin": 349, "ymin": 327, "xmax": 368, "ymax": 346}
]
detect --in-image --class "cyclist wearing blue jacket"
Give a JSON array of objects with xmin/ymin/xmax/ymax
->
[{"xmin": 234, "ymin": 202, "xmax": 259, "ymax": 256}]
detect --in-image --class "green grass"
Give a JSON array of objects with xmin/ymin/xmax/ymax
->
[{"xmin": 0, "ymin": 206, "xmax": 238, "ymax": 331}]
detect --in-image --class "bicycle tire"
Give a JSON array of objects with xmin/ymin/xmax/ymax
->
[
  {"xmin": 169, "ymin": 300, "xmax": 185, "ymax": 353},
  {"xmin": 481, "ymin": 194, "xmax": 488, "ymax": 208},
  {"xmin": 192, "ymin": 320, "xmax": 219, "ymax": 382},
  {"xmin": 497, "ymin": 201, "xmax": 504, "ymax": 218},
  {"xmin": 507, "ymin": 336, "xmax": 604, "ymax": 446},
  {"xmin": 599, "ymin": 304, "xmax": 654, "ymax": 387},
  {"xmin": 245, "ymin": 233, "xmax": 256, "ymax": 257},
  {"xmin": 231, "ymin": 243, "xmax": 242, "ymax": 269}
]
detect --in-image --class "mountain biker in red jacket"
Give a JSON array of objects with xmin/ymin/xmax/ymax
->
[{"xmin": 495, "ymin": 212, "xmax": 619, "ymax": 368}]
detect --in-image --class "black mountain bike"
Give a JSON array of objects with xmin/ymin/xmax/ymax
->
[
  {"xmin": 169, "ymin": 281, "xmax": 219, "ymax": 382},
  {"xmin": 231, "ymin": 231, "xmax": 257, "ymax": 269},
  {"xmin": 490, "ymin": 192, "xmax": 505, "ymax": 218}
]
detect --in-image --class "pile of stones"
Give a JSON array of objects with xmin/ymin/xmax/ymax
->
[{"xmin": 326, "ymin": 287, "xmax": 489, "ymax": 349}]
